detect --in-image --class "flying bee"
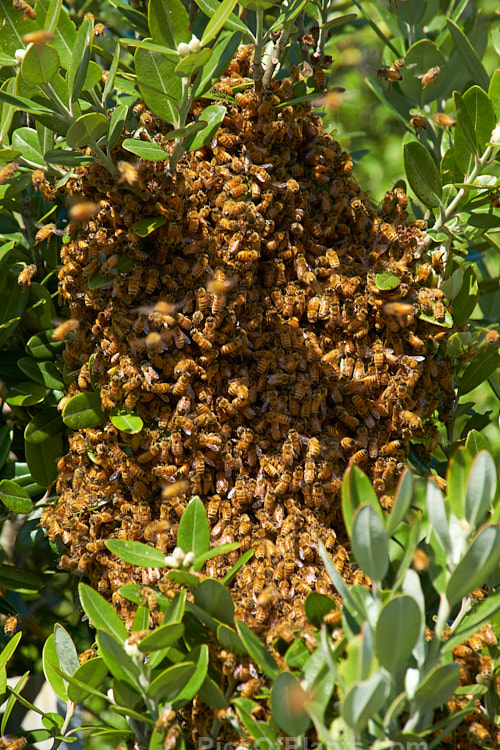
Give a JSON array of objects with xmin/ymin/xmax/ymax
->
[
  {"xmin": 410, "ymin": 115, "xmax": 428, "ymax": 134},
  {"xmin": 432, "ymin": 112, "xmax": 456, "ymax": 128},
  {"xmin": 17, "ymin": 263, "xmax": 38, "ymax": 286},
  {"xmin": 23, "ymin": 29, "xmax": 54, "ymax": 45},
  {"xmin": 377, "ymin": 66, "xmax": 402, "ymax": 91},
  {"xmin": 419, "ymin": 66, "xmax": 440, "ymax": 89},
  {"xmin": 52, "ymin": 318, "xmax": 79, "ymax": 341},
  {"xmin": 68, "ymin": 201, "xmax": 98, "ymax": 223}
]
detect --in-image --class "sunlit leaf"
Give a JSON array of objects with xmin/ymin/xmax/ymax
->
[{"xmin": 62, "ymin": 392, "xmax": 105, "ymax": 429}]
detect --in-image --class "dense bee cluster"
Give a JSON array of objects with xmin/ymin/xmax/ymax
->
[{"xmin": 42, "ymin": 47, "xmax": 455, "ymax": 643}]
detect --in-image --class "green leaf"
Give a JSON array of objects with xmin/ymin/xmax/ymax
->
[
  {"xmin": 464, "ymin": 451, "xmax": 496, "ymax": 529},
  {"xmin": 447, "ymin": 448, "xmax": 473, "ymax": 519},
  {"xmin": 103, "ymin": 45, "xmax": 121, "ymax": 105},
  {"xmin": 5, "ymin": 381, "xmax": 46, "ymax": 407},
  {"xmin": 175, "ymin": 49, "xmax": 212, "ymax": 78},
  {"xmin": 107, "ymin": 0, "xmax": 149, "ymax": 36},
  {"xmin": 192, "ymin": 31, "xmax": 241, "ymax": 99},
  {"xmin": 351, "ymin": 505, "xmax": 389, "ymax": 582},
  {"xmin": 138, "ymin": 622, "xmax": 184, "ymax": 653},
  {"xmin": 79, "ymin": 583, "xmax": 128, "ymax": 643},
  {"xmin": 11, "ymin": 127, "xmax": 45, "ymax": 169},
  {"xmin": 0, "ymin": 424, "xmax": 12, "ymax": 472},
  {"xmin": 426, "ymin": 481, "xmax": 452, "ymax": 557},
  {"xmin": 489, "ymin": 69, "xmax": 500, "ymax": 119},
  {"xmin": 221, "ymin": 549, "xmax": 254, "ymax": 586},
  {"xmin": 375, "ymin": 596, "xmax": 421, "ymax": 671},
  {"xmin": 271, "ymin": 672, "xmax": 311, "ymax": 736},
  {"xmin": 454, "ymin": 90, "xmax": 478, "ymax": 159},
  {"xmin": 62, "ymin": 392, "xmax": 105, "ymax": 429},
  {"xmin": 177, "ymin": 495, "xmax": 210, "ymax": 556},
  {"xmin": 446, "ymin": 525, "xmax": 500, "ymax": 606},
  {"xmin": 0, "ymin": 480, "xmax": 33, "ymax": 514},
  {"xmin": 147, "ymin": 661, "xmax": 197, "ymax": 703},
  {"xmin": 67, "ymin": 17, "xmax": 92, "ymax": 102},
  {"xmin": 107, "ymin": 104, "xmax": 128, "ymax": 152},
  {"xmin": 446, "ymin": 19, "xmax": 489, "ymax": 92},
  {"xmin": 25, "ymin": 434, "xmax": 62, "ymax": 487},
  {"xmin": 235, "ymin": 619, "xmax": 280, "ymax": 679},
  {"xmin": 465, "ymin": 430, "xmax": 490, "ymax": 457},
  {"xmin": 375, "ymin": 272, "xmax": 399, "ymax": 290},
  {"xmin": 342, "ymin": 671, "xmax": 390, "ymax": 732},
  {"xmin": 96, "ymin": 630, "xmax": 140, "ymax": 684},
  {"xmin": 459, "ymin": 86, "xmax": 496, "ymax": 154},
  {"xmin": 122, "ymin": 138, "xmax": 169, "ymax": 162},
  {"xmin": 36, "ymin": 0, "xmax": 76, "ymax": 69},
  {"xmin": 413, "ymin": 663, "xmax": 460, "ymax": 713},
  {"xmin": 457, "ymin": 348, "xmax": 500, "ymax": 395},
  {"xmin": 173, "ymin": 644, "xmax": 209, "ymax": 707},
  {"xmin": 404, "ymin": 140, "xmax": 442, "ymax": 208},
  {"xmin": 109, "ymin": 411, "xmax": 144, "ymax": 434},
  {"xmin": 216, "ymin": 622, "xmax": 245, "ymax": 654},
  {"xmin": 0, "ymin": 89, "xmax": 53, "ymax": 116},
  {"xmin": 193, "ymin": 0, "xmax": 249, "ymax": 35},
  {"xmin": 0, "ymin": 562, "xmax": 44, "ymax": 593},
  {"xmin": 342, "ymin": 465, "xmax": 385, "ymax": 538},
  {"xmin": 0, "ymin": 632, "xmax": 22, "ymax": 671},
  {"xmin": 193, "ymin": 541, "xmax": 240, "ymax": 571},
  {"xmin": 105, "ymin": 539, "xmax": 167, "ymax": 568},
  {"xmin": 194, "ymin": 579, "xmax": 234, "ymax": 625},
  {"xmin": 66, "ymin": 113, "xmax": 108, "ymax": 149},
  {"xmin": 398, "ymin": 39, "xmax": 447, "ymax": 106},
  {"xmin": 24, "ymin": 409, "xmax": 63, "ymax": 444},
  {"xmin": 43, "ymin": 634, "xmax": 68, "ymax": 702},
  {"xmin": 169, "ymin": 570, "xmax": 200, "ymax": 587},
  {"xmin": 232, "ymin": 697, "xmax": 279, "ymax": 745},
  {"xmin": 135, "ymin": 47, "xmax": 181, "ymax": 125},
  {"xmin": 198, "ymin": 677, "xmax": 228, "ymax": 709},
  {"xmin": 452, "ymin": 266, "xmax": 478, "ymax": 328},
  {"xmin": 305, "ymin": 593, "xmax": 337, "ymax": 628},
  {"xmin": 0, "ymin": 263, "xmax": 28, "ymax": 347},
  {"xmin": 67, "ymin": 656, "xmax": 108, "ymax": 703},
  {"xmin": 149, "ymin": 0, "xmax": 190, "ymax": 48},
  {"xmin": 184, "ymin": 104, "xmax": 226, "ymax": 151},
  {"xmin": 54, "ymin": 624, "xmax": 79, "ymax": 680},
  {"xmin": 132, "ymin": 216, "xmax": 166, "ymax": 236},
  {"xmin": 21, "ymin": 43, "xmax": 60, "ymax": 85},
  {"xmin": 201, "ymin": 0, "xmax": 238, "ymax": 47},
  {"xmin": 386, "ymin": 469, "xmax": 413, "ymax": 537}
]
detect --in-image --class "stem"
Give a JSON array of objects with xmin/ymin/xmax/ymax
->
[
  {"xmin": 42, "ymin": 82, "xmax": 72, "ymax": 120},
  {"xmin": 169, "ymin": 77, "xmax": 192, "ymax": 173},
  {"xmin": 433, "ymin": 145, "xmax": 494, "ymax": 233},
  {"xmin": 50, "ymin": 701, "xmax": 76, "ymax": 750},
  {"xmin": 262, "ymin": 23, "xmax": 294, "ymax": 89},
  {"xmin": 427, "ymin": 593, "xmax": 450, "ymax": 666},
  {"xmin": 253, "ymin": 8, "xmax": 265, "ymax": 93},
  {"xmin": 314, "ymin": 0, "xmax": 330, "ymax": 63},
  {"xmin": 89, "ymin": 138, "xmax": 117, "ymax": 175}
]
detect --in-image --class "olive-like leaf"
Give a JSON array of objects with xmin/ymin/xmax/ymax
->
[
  {"xmin": 148, "ymin": 0, "xmax": 190, "ymax": 48},
  {"xmin": 109, "ymin": 411, "xmax": 144, "ymax": 434},
  {"xmin": 5, "ymin": 381, "xmax": 46, "ymax": 407},
  {"xmin": 426, "ymin": 481, "xmax": 452, "ymax": 557},
  {"xmin": 404, "ymin": 140, "xmax": 442, "ymax": 208},
  {"xmin": 342, "ymin": 671, "xmax": 390, "ymax": 732},
  {"xmin": 375, "ymin": 272, "xmax": 399, "ymax": 290},
  {"xmin": 184, "ymin": 104, "xmax": 226, "ymax": 151},
  {"xmin": 66, "ymin": 113, "xmax": 108, "ymax": 149},
  {"xmin": 132, "ymin": 216, "xmax": 166, "ymax": 236},
  {"xmin": 193, "ymin": 0, "xmax": 249, "ymax": 35},
  {"xmin": 63, "ymin": 392, "xmax": 105, "ymax": 429},
  {"xmin": 386, "ymin": 469, "xmax": 413, "ymax": 537},
  {"xmin": 177, "ymin": 495, "xmax": 210, "ymax": 556},
  {"xmin": 67, "ymin": 17, "xmax": 92, "ymax": 102},
  {"xmin": 351, "ymin": 505, "xmax": 389, "ymax": 582},
  {"xmin": 147, "ymin": 661, "xmax": 197, "ymax": 703},
  {"xmin": 375, "ymin": 596, "xmax": 421, "ymax": 671},
  {"xmin": 446, "ymin": 19, "xmax": 489, "ymax": 92},
  {"xmin": 135, "ymin": 47, "xmax": 180, "ymax": 125},
  {"xmin": 122, "ymin": 138, "xmax": 169, "ymax": 162},
  {"xmin": 138, "ymin": 622, "xmax": 184, "ymax": 653},
  {"xmin": 0, "ymin": 480, "xmax": 33, "ymax": 514},
  {"xmin": 175, "ymin": 48, "xmax": 212, "ymax": 78},
  {"xmin": 235, "ymin": 619, "xmax": 280, "ymax": 679},
  {"xmin": 457, "ymin": 348, "xmax": 500, "ymax": 395},
  {"xmin": 446, "ymin": 525, "xmax": 500, "ymax": 606},
  {"xmin": 464, "ymin": 451, "xmax": 496, "ymax": 529},
  {"xmin": 398, "ymin": 40, "xmax": 447, "ymax": 106},
  {"xmin": 201, "ymin": 0, "xmax": 238, "ymax": 47},
  {"xmin": 21, "ymin": 44, "xmax": 60, "ymax": 85},
  {"xmin": 105, "ymin": 539, "xmax": 167, "ymax": 568},
  {"xmin": 43, "ymin": 633, "xmax": 68, "ymax": 702},
  {"xmin": 67, "ymin": 656, "xmax": 108, "ymax": 703},
  {"xmin": 107, "ymin": 103, "xmax": 128, "ymax": 152},
  {"xmin": 194, "ymin": 579, "xmax": 234, "ymax": 625},
  {"xmin": 271, "ymin": 672, "xmax": 311, "ymax": 736},
  {"xmin": 413, "ymin": 663, "xmax": 460, "ymax": 713},
  {"xmin": 79, "ymin": 583, "xmax": 128, "ymax": 643},
  {"xmin": 24, "ymin": 409, "xmax": 63, "ymax": 444},
  {"xmin": 25, "ymin": 435, "xmax": 63, "ymax": 488}
]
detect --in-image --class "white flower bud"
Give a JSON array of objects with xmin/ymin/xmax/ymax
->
[
  {"xmin": 124, "ymin": 639, "xmax": 141, "ymax": 658},
  {"xmin": 15, "ymin": 48, "xmax": 27, "ymax": 64},
  {"xmin": 177, "ymin": 42, "xmax": 190, "ymax": 58},
  {"xmin": 188, "ymin": 35, "xmax": 201, "ymax": 53},
  {"xmin": 164, "ymin": 554, "xmax": 180, "ymax": 568},
  {"xmin": 172, "ymin": 546, "xmax": 186, "ymax": 562},
  {"xmin": 490, "ymin": 123, "xmax": 500, "ymax": 146},
  {"xmin": 183, "ymin": 551, "xmax": 195, "ymax": 567}
]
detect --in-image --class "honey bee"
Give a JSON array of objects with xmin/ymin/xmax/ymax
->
[
  {"xmin": 433, "ymin": 301, "xmax": 445, "ymax": 321},
  {"xmin": 432, "ymin": 112, "xmax": 456, "ymax": 128},
  {"xmin": 22, "ymin": 29, "xmax": 54, "ymax": 45},
  {"xmin": 68, "ymin": 201, "xmax": 98, "ymax": 223},
  {"xmin": 52, "ymin": 318, "xmax": 79, "ymax": 341},
  {"xmin": 377, "ymin": 66, "xmax": 402, "ymax": 91},
  {"xmin": 3, "ymin": 615, "xmax": 18, "ymax": 636},
  {"xmin": 17, "ymin": 264, "xmax": 38, "ymax": 286},
  {"xmin": 410, "ymin": 115, "xmax": 428, "ymax": 134},
  {"xmin": 418, "ymin": 289, "xmax": 432, "ymax": 315},
  {"xmin": 420, "ymin": 66, "xmax": 440, "ymax": 89},
  {"xmin": 13, "ymin": 0, "xmax": 36, "ymax": 19},
  {"xmin": 467, "ymin": 723, "xmax": 491, "ymax": 745},
  {"xmin": 145, "ymin": 268, "xmax": 159, "ymax": 294}
]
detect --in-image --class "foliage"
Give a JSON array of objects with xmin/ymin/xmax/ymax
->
[{"xmin": 0, "ymin": 0, "xmax": 498, "ymax": 747}]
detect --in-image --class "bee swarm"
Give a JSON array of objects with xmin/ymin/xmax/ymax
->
[{"xmin": 42, "ymin": 48, "xmax": 455, "ymax": 646}]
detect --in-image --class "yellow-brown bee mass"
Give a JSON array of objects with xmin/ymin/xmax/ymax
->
[{"xmin": 42, "ymin": 47, "xmax": 455, "ymax": 643}]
